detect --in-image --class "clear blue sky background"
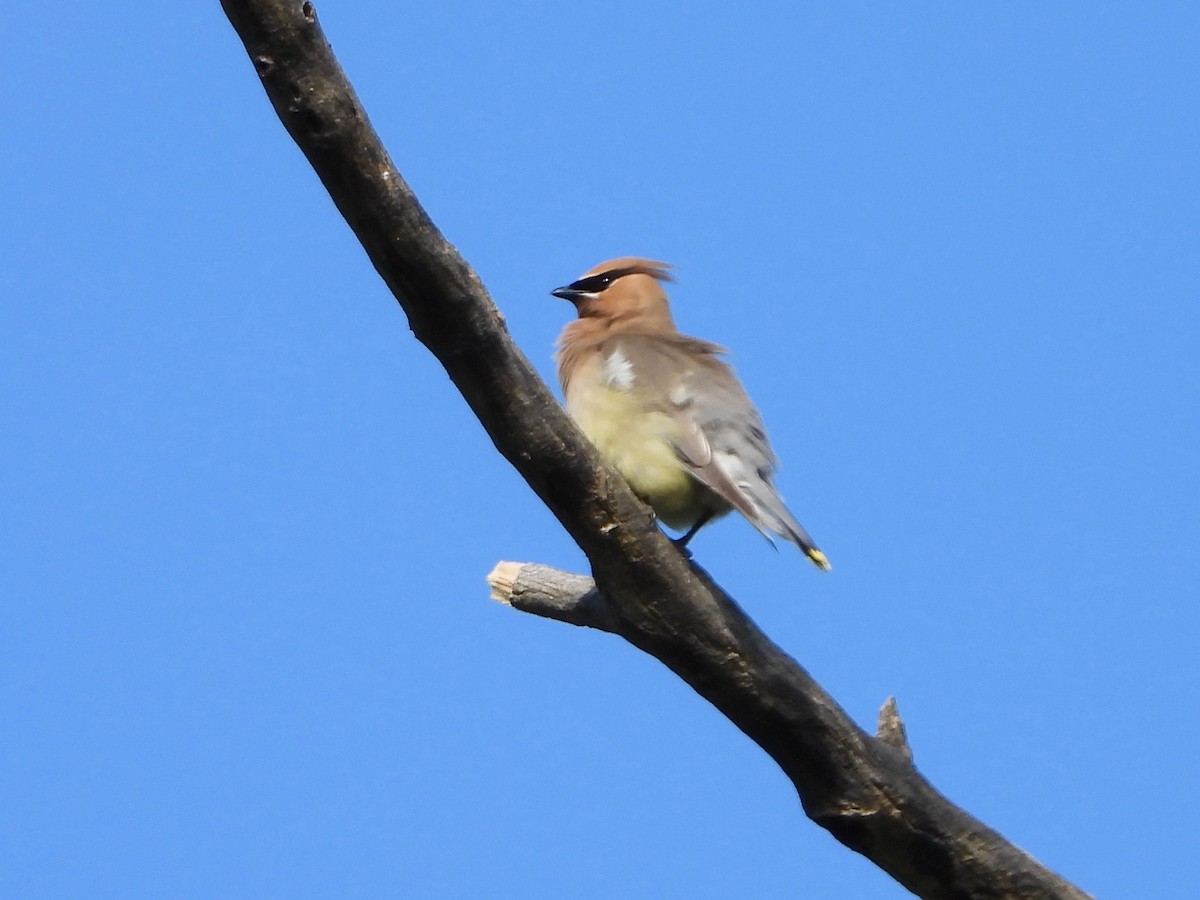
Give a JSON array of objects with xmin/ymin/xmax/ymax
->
[{"xmin": 3, "ymin": 3, "xmax": 1197, "ymax": 897}]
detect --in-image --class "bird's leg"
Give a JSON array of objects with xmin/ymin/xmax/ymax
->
[{"xmin": 673, "ymin": 510, "xmax": 716, "ymax": 552}]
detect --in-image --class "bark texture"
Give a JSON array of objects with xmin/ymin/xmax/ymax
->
[{"xmin": 221, "ymin": 3, "xmax": 1093, "ymax": 897}]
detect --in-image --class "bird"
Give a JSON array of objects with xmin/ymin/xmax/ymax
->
[{"xmin": 552, "ymin": 257, "xmax": 830, "ymax": 571}]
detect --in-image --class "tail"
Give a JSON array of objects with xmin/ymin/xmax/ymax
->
[
  {"xmin": 684, "ymin": 437, "xmax": 831, "ymax": 571},
  {"xmin": 786, "ymin": 523, "xmax": 832, "ymax": 572},
  {"xmin": 800, "ymin": 542, "xmax": 832, "ymax": 573},
  {"xmin": 749, "ymin": 490, "xmax": 832, "ymax": 572}
]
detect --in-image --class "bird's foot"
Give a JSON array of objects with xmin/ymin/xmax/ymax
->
[{"xmin": 671, "ymin": 535, "xmax": 695, "ymax": 558}]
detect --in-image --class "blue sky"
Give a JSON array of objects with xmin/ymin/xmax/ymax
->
[{"xmin": 3, "ymin": 3, "xmax": 1198, "ymax": 897}]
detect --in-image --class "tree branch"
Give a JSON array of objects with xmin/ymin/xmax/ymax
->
[
  {"xmin": 487, "ymin": 562, "xmax": 620, "ymax": 634},
  {"xmin": 220, "ymin": 3, "xmax": 1093, "ymax": 897}
]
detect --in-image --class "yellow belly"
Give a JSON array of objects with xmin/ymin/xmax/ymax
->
[{"xmin": 570, "ymin": 387, "xmax": 705, "ymax": 529}]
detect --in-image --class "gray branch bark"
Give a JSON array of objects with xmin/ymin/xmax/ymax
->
[{"xmin": 220, "ymin": 3, "xmax": 1093, "ymax": 897}]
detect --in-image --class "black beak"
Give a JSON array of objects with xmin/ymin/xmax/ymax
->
[{"xmin": 551, "ymin": 285, "xmax": 586, "ymax": 303}]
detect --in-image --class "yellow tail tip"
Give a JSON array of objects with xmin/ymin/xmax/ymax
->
[{"xmin": 808, "ymin": 550, "xmax": 832, "ymax": 572}]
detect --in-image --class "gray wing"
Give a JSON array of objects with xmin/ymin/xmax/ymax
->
[{"xmin": 621, "ymin": 334, "xmax": 826, "ymax": 563}]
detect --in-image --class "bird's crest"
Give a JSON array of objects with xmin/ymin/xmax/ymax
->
[{"xmin": 581, "ymin": 257, "xmax": 675, "ymax": 285}]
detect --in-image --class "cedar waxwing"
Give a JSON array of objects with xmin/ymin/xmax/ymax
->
[{"xmin": 552, "ymin": 258, "xmax": 831, "ymax": 571}]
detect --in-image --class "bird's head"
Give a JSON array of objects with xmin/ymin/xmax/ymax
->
[{"xmin": 552, "ymin": 258, "xmax": 676, "ymax": 329}]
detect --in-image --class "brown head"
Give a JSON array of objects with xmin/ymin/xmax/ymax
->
[{"xmin": 551, "ymin": 258, "xmax": 677, "ymax": 332}]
